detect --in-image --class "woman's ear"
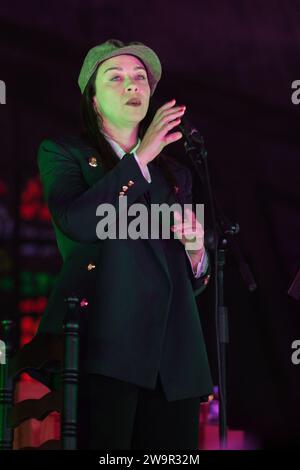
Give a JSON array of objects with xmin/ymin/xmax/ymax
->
[{"xmin": 92, "ymin": 96, "xmax": 99, "ymax": 114}]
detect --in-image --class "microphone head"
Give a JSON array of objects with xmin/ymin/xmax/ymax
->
[{"xmin": 178, "ymin": 116, "xmax": 203, "ymax": 145}]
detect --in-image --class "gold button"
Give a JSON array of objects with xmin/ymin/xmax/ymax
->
[
  {"xmin": 88, "ymin": 156, "xmax": 98, "ymax": 167},
  {"xmin": 122, "ymin": 185, "xmax": 128, "ymax": 191},
  {"xmin": 87, "ymin": 263, "xmax": 96, "ymax": 271},
  {"xmin": 128, "ymin": 180, "xmax": 134, "ymax": 186}
]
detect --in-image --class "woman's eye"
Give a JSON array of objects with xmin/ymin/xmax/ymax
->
[{"xmin": 111, "ymin": 75, "xmax": 147, "ymax": 81}]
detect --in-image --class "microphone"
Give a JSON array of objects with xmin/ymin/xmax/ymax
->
[{"xmin": 178, "ymin": 116, "xmax": 204, "ymax": 147}]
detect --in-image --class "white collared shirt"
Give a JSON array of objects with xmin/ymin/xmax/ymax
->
[
  {"xmin": 102, "ymin": 132, "xmax": 151, "ymax": 183},
  {"xmin": 102, "ymin": 132, "xmax": 208, "ymax": 279}
]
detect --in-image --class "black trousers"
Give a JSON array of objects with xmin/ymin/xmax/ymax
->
[{"xmin": 77, "ymin": 373, "xmax": 201, "ymax": 450}]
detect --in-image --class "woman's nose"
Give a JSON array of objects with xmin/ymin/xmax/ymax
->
[
  {"xmin": 125, "ymin": 80, "xmax": 138, "ymax": 91},
  {"xmin": 126, "ymin": 85, "xmax": 138, "ymax": 92}
]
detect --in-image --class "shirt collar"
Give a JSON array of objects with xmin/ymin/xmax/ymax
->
[{"xmin": 102, "ymin": 131, "xmax": 141, "ymax": 160}]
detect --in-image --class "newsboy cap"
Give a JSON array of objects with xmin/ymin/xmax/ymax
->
[{"xmin": 78, "ymin": 39, "xmax": 162, "ymax": 96}]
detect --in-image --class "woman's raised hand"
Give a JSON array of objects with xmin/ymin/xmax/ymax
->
[{"xmin": 136, "ymin": 99, "xmax": 186, "ymax": 165}]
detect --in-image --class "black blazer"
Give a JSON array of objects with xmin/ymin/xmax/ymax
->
[{"xmin": 36, "ymin": 135, "xmax": 213, "ymax": 401}]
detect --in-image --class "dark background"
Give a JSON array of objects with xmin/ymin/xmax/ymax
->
[{"xmin": 0, "ymin": 0, "xmax": 299, "ymax": 448}]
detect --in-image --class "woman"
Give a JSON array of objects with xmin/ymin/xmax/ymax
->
[{"xmin": 37, "ymin": 39, "xmax": 213, "ymax": 450}]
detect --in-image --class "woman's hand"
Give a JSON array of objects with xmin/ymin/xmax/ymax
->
[
  {"xmin": 136, "ymin": 99, "xmax": 185, "ymax": 166},
  {"xmin": 171, "ymin": 208, "xmax": 205, "ymax": 256}
]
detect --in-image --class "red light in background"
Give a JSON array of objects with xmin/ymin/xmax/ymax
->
[
  {"xmin": 21, "ymin": 179, "xmax": 42, "ymax": 201},
  {"xmin": 20, "ymin": 202, "xmax": 41, "ymax": 220},
  {"xmin": 19, "ymin": 297, "xmax": 47, "ymax": 314},
  {"xmin": 20, "ymin": 315, "xmax": 41, "ymax": 347},
  {"xmin": 20, "ymin": 176, "xmax": 51, "ymax": 222},
  {"xmin": 39, "ymin": 204, "xmax": 51, "ymax": 222}
]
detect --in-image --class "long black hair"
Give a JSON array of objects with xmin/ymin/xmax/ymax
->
[{"xmin": 80, "ymin": 65, "xmax": 179, "ymax": 197}]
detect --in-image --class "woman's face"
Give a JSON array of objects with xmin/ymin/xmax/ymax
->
[{"xmin": 93, "ymin": 54, "xmax": 151, "ymax": 130}]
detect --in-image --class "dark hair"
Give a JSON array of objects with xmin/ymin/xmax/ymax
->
[{"xmin": 80, "ymin": 66, "xmax": 179, "ymax": 197}]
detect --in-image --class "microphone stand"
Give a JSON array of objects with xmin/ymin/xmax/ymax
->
[{"xmin": 179, "ymin": 123, "xmax": 241, "ymax": 449}]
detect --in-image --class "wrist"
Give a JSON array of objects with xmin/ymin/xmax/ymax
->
[
  {"xmin": 187, "ymin": 246, "xmax": 205, "ymax": 264},
  {"xmin": 135, "ymin": 149, "xmax": 149, "ymax": 168}
]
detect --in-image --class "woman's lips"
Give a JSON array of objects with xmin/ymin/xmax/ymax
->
[{"xmin": 126, "ymin": 103, "xmax": 142, "ymax": 107}]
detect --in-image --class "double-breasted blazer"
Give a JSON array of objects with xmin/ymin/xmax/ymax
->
[{"xmin": 36, "ymin": 135, "xmax": 213, "ymax": 401}]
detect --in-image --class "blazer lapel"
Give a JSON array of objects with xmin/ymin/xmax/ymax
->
[{"xmin": 137, "ymin": 162, "xmax": 176, "ymax": 288}]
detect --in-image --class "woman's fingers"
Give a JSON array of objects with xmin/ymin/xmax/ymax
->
[
  {"xmin": 172, "ymin": 222, "xmax": 197, "ymax": 230},
  {"xmin": 163, "ymin": 129, "xmax": 183, "ymax": 145},
  {"xmin": 156, "ymin": 111, "xmax": 184, "ymax": 132},
  {"xmin": 173, "ymin": 229, "xmax": 203, "ymax": 240},
  {"xmin": 137, "ymin": 99, "xmax": 185, "ymax": 162},
  {"xmin": 174, "ymin": 209, "xmax": 203, "ymax": 227},
  {"xmin": 155, "ymin": 99, "xmax": 185, "ymax": 129},
  {"xmin": 171, "ymin": 224, "xmax": 204, "ymax": 239},
  {"xmin": 155, "ymin": 99, "xmax": 177, "ymax": 120},
  {"xmin": 173, "ymin": 212, "xmax": 203, "ymax": 232}
]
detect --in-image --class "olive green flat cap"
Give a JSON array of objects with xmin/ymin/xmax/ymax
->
[{"xmin": 78, "ymin": 38, "xmax": 162, "ymax": 96}]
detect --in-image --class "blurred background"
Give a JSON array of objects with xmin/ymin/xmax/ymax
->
[{"xmin": 0, "ymin": 0, "xmax": 299, "ymax": 449}]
